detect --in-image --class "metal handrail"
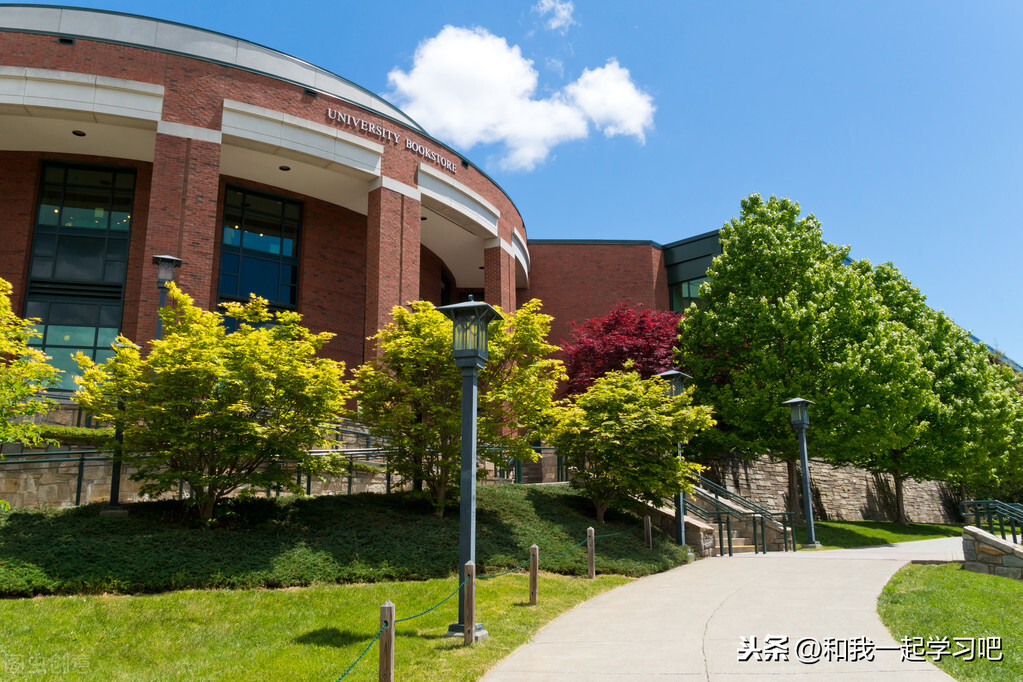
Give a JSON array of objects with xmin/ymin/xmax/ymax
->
[
  {"xmin": 689, "ymin": 485, "xmax": 796, "ymax": 553},
  {"xmin": 960, "ymin": 499, "xmax": 1023, "ymax": 544},
  {"xmin": 695, "ymin": 474, "xmax": 796, "ymax": 549},
  {"xmin": 697, "ymin": 474, "xmax": 775, "ymax": 517}
]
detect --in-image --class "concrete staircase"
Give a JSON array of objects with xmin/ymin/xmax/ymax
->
[{"xmin": 712, "ymin": 528, "xmax": 756, "ymax": 555}]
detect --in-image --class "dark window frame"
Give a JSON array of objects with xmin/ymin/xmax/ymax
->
[
  {"xmin": 217, "ymin": 185, "xmax": 301, "ymax": 312},
  {"xmin": 25, "ymin": 161, "xmax": 136, "ymax": 391}
]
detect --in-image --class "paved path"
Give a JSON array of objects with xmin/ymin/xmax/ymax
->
[{"xmin": 483, "ymin": 537, "xmax": 963, "ymax": 681}]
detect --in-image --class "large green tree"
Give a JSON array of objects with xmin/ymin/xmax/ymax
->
[
  {"xmin": 845, "ymin": 262, "xmax": 1022, "ymax": 522},
  {"xmin": 76, "ymin": 284, "xmax": 351, "ymax": 520},
  {"xmin": 353, "ymin": 298, "xmax": 564, "ymax": 517},
  {"xmin": 548, "ymin": 366, "xmax": 715, "ymax": 522},
  {"xmin": 676, "ymin": 194, "xmax": 935, "ymax": 517},
  {"xmin": 0, "ymin": 278, "xmax": 60, "ymax": 452}
]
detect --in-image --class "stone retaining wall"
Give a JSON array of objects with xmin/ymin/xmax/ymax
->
[
  {"xmin": 962, "ymin": 526, "xmax": 1023, "ymax": 580},
  {"xmin": 703, "ymin": 453, "xmax": 958, "ymax": 524},
  {"xmin": 0, "ymin": 420, "xmax": 396, "ymax": 508}
]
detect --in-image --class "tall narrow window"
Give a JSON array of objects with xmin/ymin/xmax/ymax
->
[
  {"xmin": 25, "ymin": 163, "xmax": 134, "ymax": 390},
  {"xmin": 218, "ymin": 187, "xmax": 300, "ymax": 313}
]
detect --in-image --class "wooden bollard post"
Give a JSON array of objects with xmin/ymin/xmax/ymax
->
[
  {"xmin": 644, "ymin": 515, "xmax": 653, "ymax": 549},
  {"xmin": 587, "ymin": 527, "xmax": 596, "ymax": 579},
  {"xmin": 464, "ymin": 560, "xmax": 476, "ymax": 645},
  {"xmin": 379, "ymin": 600, "xmax": 395, "ymax": 682},
  {"xmin": 529, "ymin": 544, "xmax": 539, "ymax": 605}
]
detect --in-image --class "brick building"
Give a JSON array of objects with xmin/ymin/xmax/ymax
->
[{"xmin": 1, "ymin": 6, "xmax": 529, "ymax": 388}]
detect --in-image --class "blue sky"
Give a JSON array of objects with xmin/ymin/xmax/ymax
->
[{"xmin": 40, "ymin": 1, "xmax": 1023, "ymax": 361}]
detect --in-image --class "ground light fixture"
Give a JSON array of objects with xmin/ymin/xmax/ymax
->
[
  {"xmin": 782, "ymin": 397, "xmax": 821, "ymax": 548},
  {"xmin": 152, "ymin": 255, "xmax": 182, "ymax": 340},
  {"xmin": 436, "ymin": 296, "xmax": 503, "ymax": 641},
  {"xmin": 655, "ymin": 369, "xmax": 692, "ymax": 547}
]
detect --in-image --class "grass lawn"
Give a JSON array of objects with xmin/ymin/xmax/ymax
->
[
  {"xmin": 793, "ymin": 520, "xmax": 963, "ymax": 550},
  {"xmin": 0, "ymin": 484, "xmax": 687, "ymax": 595},
  {"xmin": 878, "ymin": 563, "xmax": 1021, "ymax": 681},
  {"xmin": 0, "ymin": 572, "xmax": 630, "ymax": 681}
]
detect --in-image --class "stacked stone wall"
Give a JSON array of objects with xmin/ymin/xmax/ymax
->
[
  {"xmin": 701, "ymin": 453, "xmax": 958, "ymax": 524},
  {"xmin": 962, "ymin": 526, "xmax": 1023, "ymax": 580},
  {"xmin": 0, "ymin": 420, "xmax": 398, "ymax": 509}
]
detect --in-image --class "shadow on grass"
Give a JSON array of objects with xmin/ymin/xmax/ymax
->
[
  {"xmin": 794, "ymin": 520, "xmax": 962, "ymax": 549},
  {"xmin": 293, "ymin": 627, "xmax": 372, "ymax": 648}
]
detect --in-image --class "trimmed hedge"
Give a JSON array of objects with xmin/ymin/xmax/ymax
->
[{"xmin": 0, "ymin": 484, "xmax": 688, "ymax": 596}]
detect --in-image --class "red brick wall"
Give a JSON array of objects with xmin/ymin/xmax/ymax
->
[
  {"xmin": 0, "ymin": 152, "xmax": 43, "ymax": 315},
  {"xmin": 137, "ymin": 135, "xmax": 221, "ymax": 344},
  {"xmin": 526, "ymin": 243, "xmax": 669, "ymax": 349},
  {"xmin": 1, "ymin": 28, "xmax": 527, "ymax": 359},
  {"xmin": 420, "ymin": 245, "xmax": 445, "ymax": 306}
]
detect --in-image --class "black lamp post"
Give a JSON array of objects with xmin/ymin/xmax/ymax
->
[
  {"xmin": 100, "ymin": 339, "xmax": 139, "ymax": 517},
  {"xmin": 152, "ymin": 255, "xmax": 182, "ymax": 340},
  {"xmin": 655, "ymin": 369, "xmax": 692, "ymax": 547},
  {"xmin": 437, "ymin": 296, "xmax": 503, "ymax": 639},
  {"xmin": 782, "ymin": 397, "xmax": 820, "ymax": 548}
]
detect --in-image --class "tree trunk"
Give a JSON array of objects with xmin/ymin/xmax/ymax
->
[
  {"xmin": 894, "ymin": 469, "xmax": 908, "ymax": 526},
  {"xmin": 787, "ymin": 459, "xmax": 800, "ymax": 519},
  {"xmin": 594, "ymin": 500, "xmax": 609, "ymax": 524},
  {"xmin": 198, "ymin": 493, "xmax": 217, "ymax": 521},
  {"xmin": 433, "ymin": 481, "xmax": 446, "ymax": 519}
]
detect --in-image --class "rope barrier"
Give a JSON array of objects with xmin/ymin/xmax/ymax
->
[
  {"xmin": 333, "ymin": 517, "xmax": 646, "ymax": 678},
  {"xmin": 594, "ymin": 521, "xmax": 644, "ymax": 539},
  {"xmin": 538, "ymin": 536, "xmax": 589, "ymax": 558},
  {"xmin": 334, "ymin": 622, "xmax": 385, "ymax": 681},
  {"xmin": 394, "ymin": 576, "xmax": 469, "ymax": 624},
  {"xmin": 477, "ymin": 555, "xmax": 532, "ymax": 580}
]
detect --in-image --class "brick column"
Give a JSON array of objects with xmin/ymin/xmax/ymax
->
[
  {"xmin": 131, "ymin": 132, "xmax": 221, "ymax": 344},
  {"xmin": 484, "ymin": 240, "xmax": 516, "ymax": 312},
  {"xmin": 364, "ymin": 185, "xmax": 421, "ymax": 357}
]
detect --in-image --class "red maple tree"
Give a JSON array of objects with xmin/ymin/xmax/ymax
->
[{"xmin": 561, "ymin": 301, "xmax": 683, "ymax": 394}]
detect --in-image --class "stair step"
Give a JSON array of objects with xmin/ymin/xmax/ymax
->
[{"xmin": 714, "ymin": 545, "xmax": 757, "ymax": 554}]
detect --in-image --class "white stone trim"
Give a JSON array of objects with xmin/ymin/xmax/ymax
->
[
  {"xmin": 418, "ymin": 163, "xmax": 500, "ymax": 239},
  {"xmin": 418, "ymin": 163, "xmax": 500, "ymax": 219},
  {"xmin": 221, "ymin": 99, "xmax": 382, "ymax": 177},
  {"xmin": 0, "ymin": 5, "xmax": 422, "ymax": 131},
  {"xmin": 0, "ymin": 66, "xmax": 163, "ymax": 122},
  {"xmin": 369, "ymin": 177, "xmax": 421, "ymax": 201},
  {"xmin": 157, "ymin": 120, "xmax": 221, "ymax": 143},
  {"xmin": 483, "ymin": 237, "xmax": 515, "ymax": 256}
]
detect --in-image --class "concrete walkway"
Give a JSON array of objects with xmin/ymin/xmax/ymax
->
[{"xmin": 483, "ymin": 537, "xmax": 963, "ymax": 681}]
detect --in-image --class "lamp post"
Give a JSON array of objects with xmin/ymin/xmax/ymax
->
[
  {"xmin": 782, "ymin": 397, "xmax": 820, "ymax": 548},
  {"xmin": 100, "ymin": 339, "xmax": 140, "ymax": 518},
  {"xmin": 655, "ymin": 369, "xmax": 692, "ymax": 547},
  {"xmin": 152, "ymin": 255, "xmax": 182, "ymax": 340},
  {"xmin": 437, "ymin": 296, "xmax": 503, "ymax": 640}
]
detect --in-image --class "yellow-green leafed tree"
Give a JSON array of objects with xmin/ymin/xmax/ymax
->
[
  {"xmin": 0, "ymin": 278, "xmax": 60, "ymax": 451},
  {"xmin": 353, "ymin": 299, "xmax": 565, "ymax": 517},
  {"xmin": 76, "ymin": 284, "xmax": 352, "ymax": 521},
  {"xmin": 549, "ymin": 365, "xmax": 715, "ymax": 523}
]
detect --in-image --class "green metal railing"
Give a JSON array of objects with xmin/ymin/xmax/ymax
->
[
  {"xmin": 688, "ymin": 475, "xmax": 797, "ymax": 554},
  {"xmin": 960, "ymin": 499, "xmax": 1023, "ymax": 544}
]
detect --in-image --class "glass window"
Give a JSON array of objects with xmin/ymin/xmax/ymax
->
[
  {"xmin": 217, "ymin": 186, "xmax": 301, "ymax": 312},
  {"xmin": 25, "ymin": 162, "xmax": 134, "ymax": 391},
  {"xmin": 670, "ymin": 277, "xmax": 709, "ymax": 312}
]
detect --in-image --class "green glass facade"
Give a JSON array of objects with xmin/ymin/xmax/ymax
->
[{"xmin": 25, "ymin": 162, "xmax": 134, "ymax": 390}]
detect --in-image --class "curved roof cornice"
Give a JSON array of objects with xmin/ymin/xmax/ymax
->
[{"xmin": 0, "ymin": 4, "xmax": 427, "ymax": 133}]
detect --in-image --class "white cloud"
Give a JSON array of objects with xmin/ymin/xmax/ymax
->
[
  {"xmin": 387, "ymin": 26, "xmax": 655, "ymax": 171},
  {"xmin": 533, "ymin": 0, "xmax": 577, "ymax": 33},
  {"xmin": 565, "ymin": 59, "xmax": 655, "ymax": 142}
]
